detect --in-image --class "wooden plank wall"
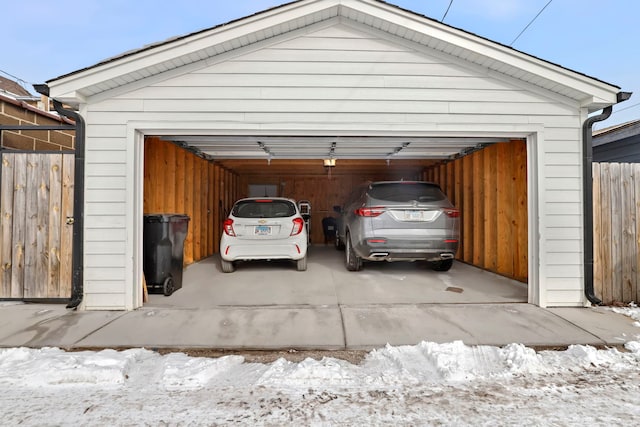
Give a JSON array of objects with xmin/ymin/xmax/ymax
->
[
  {"xmin": 236, "ymin": 171, "xmax": 422, "ymax": 244},
  {"xmin": 0, "ymin": 152, "xmax": 74, "ymax": 299},
  {"xmin": 145, "ymin": 138, "xmax": 528, "ymax": 283},
  {"xmin": 423, "ymin": 141, "xmax": 528, "ymax": 282},
  {"xmin": 144, "ymin": 137, "xmax": 238, "ymax": 265},
  {"xmin": 593, "ymin": 162, "xmax": 640, "ymax": 305}
]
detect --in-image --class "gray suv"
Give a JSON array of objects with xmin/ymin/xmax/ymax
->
[{"xmin": 334, "ymin": 181, "xmax": 459, "ymax": 271}]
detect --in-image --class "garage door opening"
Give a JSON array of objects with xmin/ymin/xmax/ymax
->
[{"xmin": 142, "ymin": 135, "xmax": 528, "ymax": 307}]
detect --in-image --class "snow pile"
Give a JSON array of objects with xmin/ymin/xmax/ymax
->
[
  {"xmin": 0, "ymin": 306, "xmax": 638, "ymax": 425},
  {"xmin": 0, "ymin": 347, "xmax": 136, "ymax": 387},
  {"xmin": 0, "ymin": 339, "xmax": 638, "ymax": 392}
]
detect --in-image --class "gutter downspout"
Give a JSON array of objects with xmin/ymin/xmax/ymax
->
[
  {"xmin": 33, "ymin": 84, "xmax": 85, "ymax": 310},
  {"xmin": 581, "ymin": 91, "xmax": 632, "ymax": 306}
]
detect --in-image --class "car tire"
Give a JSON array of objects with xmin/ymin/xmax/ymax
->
[
  {"xmin": 345, "ymin": 233, "xmax": 362, "ymax": 271},
  {"xmin": 431, "ymin": 259, "xmax": 453, "ymax": 272},
  {"xmin": 296, "ymin": 255, "xmax": 307, "ymax": 271},
  {"xmin": 221, "ymin": 259, "xmax": 235, "ymax": 273},
  {"xmin": 335, "ymin": 230, "xmax": 345, "ymax": 250}
]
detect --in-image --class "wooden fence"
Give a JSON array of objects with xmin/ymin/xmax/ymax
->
[
  {"xmin": 0, "ymin": 152, "xmax": 74, "ymax": 299},
  {"xmin": 593, "ymin": 162, "xmax": 640, "ymax": 305}
]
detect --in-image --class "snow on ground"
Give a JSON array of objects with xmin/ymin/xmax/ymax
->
[{"xmin": 1, "ymin": 308, "xmax": 639, "ymax": 426}]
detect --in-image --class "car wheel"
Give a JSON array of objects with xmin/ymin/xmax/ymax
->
[
  {"xmin": 335, "ymin": 230, "xmax": 345, "ymax": 250},
  {"xmin": 221, "ymin": 259, "xmax": 235, "ymax": 273},
  {"xmin": 345, "ymin": 233, "xmax": 362, "ymax": 271},
  {"xmin": 296, "ymin": 255, "xmax": 307, "ymax": 271},
  {"xmin": 430, "ymin": 259, "xmax": 453, "ymax": 272},
  {"xmin": 162, "ymin": 276, "xmax": 175, "ymax": 296}
]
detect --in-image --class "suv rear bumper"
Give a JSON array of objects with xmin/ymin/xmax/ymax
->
[{"xmin": 354, "ymin": 239, "xmax": 458, "ymax": 262}]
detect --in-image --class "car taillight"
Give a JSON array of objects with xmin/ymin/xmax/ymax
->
[
  {"xmin": 354, "ymin": 207, "xmax": 385, "ymax": 217},
  {"xmin": 443, "ymin": 208, "xmax": 460, "ymax": 218},
  {"xmin": 223, "ymin": 218, "xmax": 236, "ymax": 236},
  {"xmin": 291, "ymin": 217, "xmax": 304, "ymax": 236}
]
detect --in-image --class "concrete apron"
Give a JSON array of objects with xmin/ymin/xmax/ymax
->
[{"xmin": 1, "ymin": 247, "xmax": 638, "ymax": 350}]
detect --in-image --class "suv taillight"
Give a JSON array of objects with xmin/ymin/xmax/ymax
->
[
  {"xmin": 291, "ymin": 217, "xmax": 305, "ymax": 236},
  {"xmin": 223, "ymin": 218, "xmax": 236, "ymax": 236},
  {"xmin": 443, "ymin": 208, "xmax": 460, "ymax": 218},
  {"xmin": 354, "ymin": 207, "xmax": 385, "ymax": 217}
]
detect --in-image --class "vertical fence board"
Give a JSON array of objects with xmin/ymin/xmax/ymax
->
[
  {"xmin": 35, "ymin": 154, "xmax": 50, "ymax": 298},
  {"xmin": 593, "ymin": 163, "xmax": 603, "ymax": 300},
  {"xmin": 635, "ymin": 164, "xmax": 640, "ymax": 304},
  {"xmin": 599, "ymin": 163, "xmax": 613, "ymax": 303},
  {"xmin": 23, "ymin": 154, "xmax": 39, "ymax": 298},
  {"xmin": 47, "ymin": 154, "xmax": 62, "ymax": 297},
  {"xmin": 621, "ymin": 163, "xmax": 636, "ymax": 302},
  {"xmin": 11, "ymin": 154, "xmax": 27, "ymax": 298},
  {"xmin": 1, "ymin": 154, "xmax": 15, "ymax": 297},
  {"xmin": 609, "ymin": 163, "xmax": 623, "ymax": 302},
  {"xmin": 60, "ymin": 154, "xmax": 74, "ymax": 297}
]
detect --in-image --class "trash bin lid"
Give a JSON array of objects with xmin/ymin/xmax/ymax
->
[{"xmin": 144, "ymin": 214, "xmax": 190, "ymax": 223}]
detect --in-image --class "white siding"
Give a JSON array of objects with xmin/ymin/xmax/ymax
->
[{"xmin": 82, "ymin": 23, "xmax": 586, "ymax": 309}]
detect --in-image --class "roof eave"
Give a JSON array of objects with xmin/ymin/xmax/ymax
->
[{"xmin": 46, "ymin": 0, "xmax": 622, "ymax": 107}]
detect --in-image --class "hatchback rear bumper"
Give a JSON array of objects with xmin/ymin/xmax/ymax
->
[{"xmin": 220, "ymin": 241, "xmax": 307, "ymax": 261}]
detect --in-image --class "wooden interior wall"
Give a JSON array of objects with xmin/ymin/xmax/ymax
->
[
  {"xmin": 145, "ymin": 137, "xmax": 527, "ymax": 281},
  {"xmin": 144, "ymin": 137, "xmax": 238, "ymax": 265},
  {"xmin": 424, "ymin": 141, "xmax": 528, "ymax": 282},
  {"xmin": 237, "ymin": 170, "xmax": 422, "ymax": 244}
]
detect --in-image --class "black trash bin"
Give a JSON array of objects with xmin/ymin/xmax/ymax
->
[
  {"xmin": 143, "ymin": 214, "xmax": 190, "ymax": 296},
  {"xmin": 322, "ymin": 216, "xmax": 337, "ymax": 244}
]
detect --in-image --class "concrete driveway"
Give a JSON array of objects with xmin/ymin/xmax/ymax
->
[
  {"xmin": 3, "ymin": 246, "xmax": 637, "ymax": 351},
  {"xmin": 147, "ymin": 245, "xmax": 529, "ymax": 308}
]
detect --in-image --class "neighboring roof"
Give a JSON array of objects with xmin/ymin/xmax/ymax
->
[
  {"xmin": 0, "ymin": 76, "xmax": 32, "ymax": 97},
  {"xmin": 0, "ymin": 92, "xmax": 74, "ymax": 124},
  {"xmin": 46, "ymin": 0, "xmax": 621, "ymax": 109},
  {"xmin": 592, "ymin": 119, "xmax": 640, "ymax": 147}
]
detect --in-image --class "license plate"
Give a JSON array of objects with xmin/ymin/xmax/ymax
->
[
  {"xmin": 405, "ymin": 210, "xmax": 422, "ymax": 221},
  {"xmin": 254, "ymin": 225, "xmax": 272, "ymax": 235}
]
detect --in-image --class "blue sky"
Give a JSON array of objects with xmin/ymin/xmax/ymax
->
[{"xmin": 2, "ymin": 0, "xmax": 639, "ymax": 127}]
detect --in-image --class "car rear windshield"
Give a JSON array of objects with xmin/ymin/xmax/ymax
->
[
  {"xmin": 368, "ymin": 182, "xmax": 446, "ymax": 203},
  {"xmin": 232, "ymin": 200, "xmax": 297, "ymax": 218}
]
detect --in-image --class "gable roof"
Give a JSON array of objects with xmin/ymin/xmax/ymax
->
[{"xmin": 46, "ymin": 0, "xmax": 621, "ymax": 110}]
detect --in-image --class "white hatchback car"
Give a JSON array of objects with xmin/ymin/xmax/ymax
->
[{"xmin": 219, "ymin": 197, "xmax": 308, "ymax": 272}]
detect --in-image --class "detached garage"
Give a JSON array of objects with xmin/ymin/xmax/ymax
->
[{"xmin": 42, "ymin": 0, "xmax": 625, "ymax": 310}]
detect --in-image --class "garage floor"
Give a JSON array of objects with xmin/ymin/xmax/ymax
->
[{"xmin": 147, "ymin": 245, "xmax": 528, "ymax": 308}]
